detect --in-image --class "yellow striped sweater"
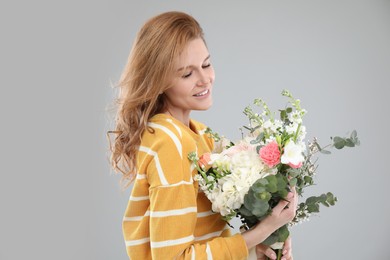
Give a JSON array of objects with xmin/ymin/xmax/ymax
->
[{"xmin": 123, "ymin": 113, "xmax": 248, "ymax": 259}]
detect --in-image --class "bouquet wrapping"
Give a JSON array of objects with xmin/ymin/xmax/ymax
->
[{"xmin": 189, "ymin": 90, "xmax": 359, "ymax": 259}]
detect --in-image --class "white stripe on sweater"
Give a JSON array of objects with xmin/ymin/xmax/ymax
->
[
  {"xmin": 197, "ymin": 211, "xmax": 217, "ymax": 218},
  {"xmin": 148, "ymin": 122, "xmax": 182, "ymax": 159},
  {"xmin": 191, "ymin": 245, "xmax": 196, "ymax": 260},
  {"xmin": 166, "ymin": 119, "xmax": 182, "ymax": 138},
  {"xmin": 195, "ymin": 230, "xmax": 223, "ymax": 242},
  {"xmin": 129, "ymin": 195, "xmax": 149, "ymax": 201},
  {"xmin": 159, "ymin": 180, "xmax": 193, "ymax": 188},
  {"xmin": 150, "ymin": 207, "xmax": 197, "ymax": 218},
  {"xmin": 136, "ymin": 173, "xmax": 146, "ymax": 180},
  {"xmin": 123, "ymin": 211, "xmax": 150, "ymax": 221},
  {"xmin": 206, "ymin": 243, "xmax": 213, "ymax": 259},
  {"xmin": 139, "ymin": 146, "xmax": 168, "ymax": 185},
  {"xmin": 151, "ymin": 235, "xmax": 194, "ymax": 248},
  {"xmin": 125, "ymin": 237, "xmax": 150, "ymax": 246}
]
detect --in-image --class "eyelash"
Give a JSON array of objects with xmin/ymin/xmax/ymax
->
[{"xmin": 182, "ymin": 63, "xmax": 211, "ymax": 78}]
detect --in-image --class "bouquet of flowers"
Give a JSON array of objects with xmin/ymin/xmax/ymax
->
[{"xmin": 188, "ymin": 90, "xmax": 359, "ymax": 259}]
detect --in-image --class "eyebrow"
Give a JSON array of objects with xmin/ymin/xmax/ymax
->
[{"xmin": 177, "ymin": 54, "xmax": 211, "ymax": 72}]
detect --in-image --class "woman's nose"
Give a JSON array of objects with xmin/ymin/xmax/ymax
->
[{"xmin": 196, "ymin": 71, "xmax": 210, "ymax": 86}]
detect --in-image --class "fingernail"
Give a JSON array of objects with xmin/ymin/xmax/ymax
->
[
  {"xmin": 271, "ymin": 253, "xmax": 276, "ymax": 259},
  {"xmin": 283, "ymin": 249, "xmax": 287, "ymax": 254},
  {"xmin": 281, "ymin": 258, "xmax": 286, "ymax": 260}
]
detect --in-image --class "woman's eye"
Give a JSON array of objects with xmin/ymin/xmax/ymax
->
[
  {"xmin": 182, "ymin": 72, "xmax": 192, "ymax": 78},
  {"xmin": 202, "ymin": 63, "xmax": 211, "ymax": 68}
]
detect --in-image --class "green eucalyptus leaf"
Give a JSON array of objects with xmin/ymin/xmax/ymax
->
[
  {"xmin": 254, "ymin": 191, "xmax": 271, "ymax": 202},
  {"xmin": 238, "ymin": 206, "xmax": 253, "ymax": 217},
  {"xmin": 280, "ymin": 110, "xmax": 287, "ymax": 121},
  {"xmin": 333, "ymin": 136, "xmax": 346, "ymax": 149},
  {"xmin": 286, "ymin": 168, "xmax": 299, "ymax": 178},
  {"xmin": 262, "ymin": 225, "xmax": 290, "ymax": 246},
  {"xmin": 320, "ymin": 149, "xmax": 331, "ymax": 154},
  {"xmin": 244, "ymin": 192, "xmax": 257, "ymax": 211},
  {"xmin": 344, "ymin": 138, "xmax": 355, "ymax": 147},
  {"xmin": 307, "ymin": 203, "xmax": 320, "ymax": 213},
  {"xmin": 251, "ymin": 201, "xmax": 270, "ymax": 217},
  {"xmin": 289, "ymin": 178, "xmax": 297, "ymax": 186},
  {"xmin": 351, "ymin": 130, "xmax": 357, "ymax": 139},
  {"xmin": 320, "ymin": 201, "xmax": 330, "ymax": 207},
  {"xmin": 327, "ymin": 192, "xmax": 338, "ymax": 205},
  {"xmin": 304, "ymin": 176, "xmax": 313, "ymax": 185}
]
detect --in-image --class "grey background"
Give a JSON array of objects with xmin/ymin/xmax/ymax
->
[{"xmin": 1, "ymin": 1, "xmax": 389, "ymax": 259}]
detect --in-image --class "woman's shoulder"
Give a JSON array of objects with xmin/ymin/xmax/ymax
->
[
  {"xmin": 143, "ymin": 113, "xmax": 213, "ymax": 149},
  {"xmin": 146, "ymin": 113, "xmax": 184, "ymax": 139},
  {"xmin": 189, "ymin": 118, "xmax": 208, "ymax": 133}
]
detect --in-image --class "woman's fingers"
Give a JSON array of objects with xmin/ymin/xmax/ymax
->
[
  {"xmin": 272, "ymin": 192, "xmax": 294, "ymax": 213},
  {"xmin": 290, "ymin": 186, "xmax": 298, "ymax": 209},
  {"xmin": 256, "ymin": 244, "xmax": 277, "ymax": 260},
  {"xmin": 281, "ymin": 237, "xmax": 293, "ymax": 260}
]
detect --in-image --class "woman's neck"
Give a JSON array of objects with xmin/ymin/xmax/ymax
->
[{"xmin": 164, "ymin": 109, "xmax": 191, "ymax": 127}]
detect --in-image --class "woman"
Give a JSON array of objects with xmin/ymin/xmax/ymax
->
[{"xmin": 108, "ymin": 11, "xmax": 297, "ymax": 260}]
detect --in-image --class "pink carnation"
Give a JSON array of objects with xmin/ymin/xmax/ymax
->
[
  {"xmin": 259, "ymin": 141, "xmax": 281, "ymax": 167},
  {"xmin": 198, "ymin": 153, "xmax": 212, "ymax": 169}
]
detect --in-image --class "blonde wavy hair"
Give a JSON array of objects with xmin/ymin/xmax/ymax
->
[{"xmin": 107, "ymin": 11, "xmax": 205, "ymax": 187}]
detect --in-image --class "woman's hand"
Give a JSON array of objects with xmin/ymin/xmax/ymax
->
[
  {"xmin": 255, "ymin": 236, "xmax": 293, "ymax": 260},
  {"xmin": 255, "ymin": 243, "xmax": 277, "ymax": 260},
  {"xmin": 242, "ymin": 187, "xmax": 298, "ymax": 250},
  {"xmin": 262, "ymin": 187, "xmax": 298, "ymax": 231}
]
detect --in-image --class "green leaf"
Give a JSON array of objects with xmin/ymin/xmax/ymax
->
[
  {"xmin": 351, "ymin": 130, "xmax": 357, "ymax": 139},
  {"xmin": 251, "ymin": 201, "xmax": 270, "ymax": 217},
  {"xmin": 326, "ymin": 192, "xmax": 338, "ymax": 206},
  {"xmin": 333, "ymin": 136, "xmax": 346, "ymax": 149},
  {"xmin": 243, "ymin": 192, "xmax": 257, "ymax": 210},
  {"xmin": 256, "ymin": 145, "xmax": 261, "ymax": 154},
  {"xmin": 289, "ymin": 178, "xmax": 297, "ymax": 186},
  {"xmin": 304, "ymin": 176, "xmax": 313, "ymax": 185},
  {"xmin": 250, "ymin": 132, "xmax": 264, "ymax": 144},
  {"xmin": 320, "ymin": 149, "xmax": 331, "ymax": 154},
  {"xmin": 254, "ymin": 191, "xmax": 271, "ymax": 202},
  {"xmin": 307, "ymin": 203, "xmax": 320, "ymax": 213},
  {"xmin": 286, "ymin": 107, "xmax": 293, "ymax": 113},
  {"xmin": 280, "ymin": 110, "xmax": 287, "ymax": 121},
  {"xmin": 262, "ymin": 225, "xmax": 290, "ymax": 246},
  {"xmin": 286, "ymin": 168, "xmax": 299, "ymax": 178},
  {"xmin": 238, "ymin": 206, "xmax": 254, "ymax": 217},
  {"xmin": 344, "ymin": 138, "xmax": 355, "ymax": 147}
]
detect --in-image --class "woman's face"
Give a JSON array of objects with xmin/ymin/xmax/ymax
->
[{"xmin": 163, "ymin": 38, "xmax": 215, "ymax": 119}]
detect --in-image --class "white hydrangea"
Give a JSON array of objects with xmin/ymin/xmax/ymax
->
[{"xmin": 205, "ymin": 150, "xmax": 269, "ymax": 216}]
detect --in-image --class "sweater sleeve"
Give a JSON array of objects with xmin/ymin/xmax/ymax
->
[{"xmin": 144, "ymin": 131, "xmax": 248, "ymax": 259}]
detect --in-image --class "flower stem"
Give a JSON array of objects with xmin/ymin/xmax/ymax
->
[{"xmin": 277, "ymin": 249, "xmax": 282, "ymax": 260}]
